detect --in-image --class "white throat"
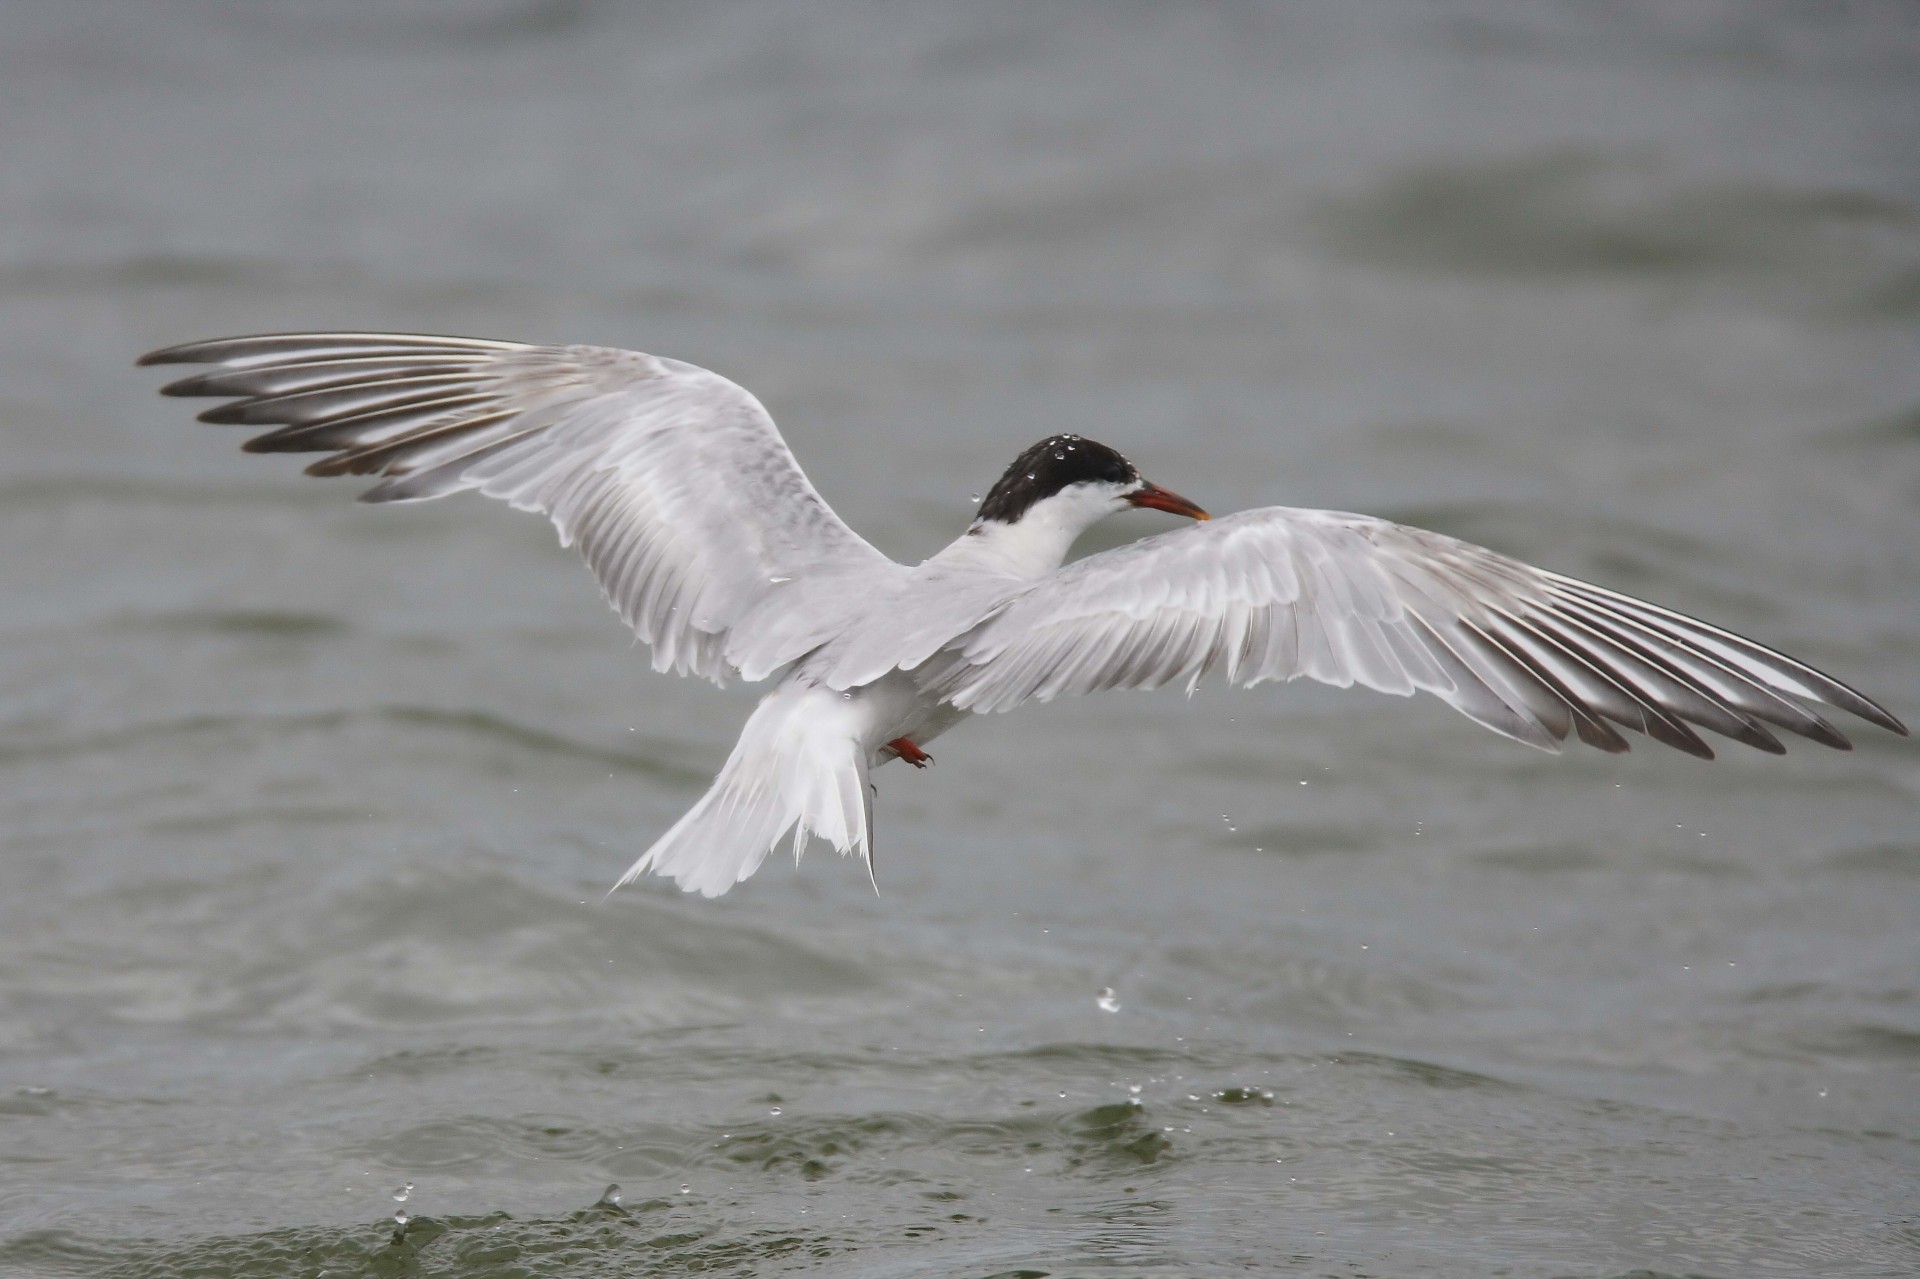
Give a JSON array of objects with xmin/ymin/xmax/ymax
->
[{"xmin": 930, "ymin": 482, "xmax": 1132, "ymax": 579}]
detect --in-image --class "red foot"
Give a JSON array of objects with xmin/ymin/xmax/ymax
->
[{"xmin": 886, "ymin": 736, "xmax": 933, "ymax": 768}]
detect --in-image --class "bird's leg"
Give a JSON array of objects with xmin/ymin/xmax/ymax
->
[{"xmin": 885, "ymin": 736, "xmax": 933, "ymax": 768}]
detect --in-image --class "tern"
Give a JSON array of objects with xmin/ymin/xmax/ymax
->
[{"xmin": 142, "ymin": 332, "xmax": 1907, "ymax": 897}]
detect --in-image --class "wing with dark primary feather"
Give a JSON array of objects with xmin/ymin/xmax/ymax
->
[
  {"xmin": 917, "ymin": 507, "xmax": 1906, "ymax": 756},
  {"xmin": 141, "ymin": 333, "xmax": 900, "ymax": 683}
]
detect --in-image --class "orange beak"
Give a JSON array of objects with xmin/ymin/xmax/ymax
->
[{"xmin": 1126, "ymin": 481, "xmax": 1210, "ymax": 521}]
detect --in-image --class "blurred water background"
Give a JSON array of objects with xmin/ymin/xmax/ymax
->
[{"xmin": 2, "ymin": 3, "xmax": 1917, "ymax": 1276}]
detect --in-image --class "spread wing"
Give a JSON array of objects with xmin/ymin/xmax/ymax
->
[
  {"xmin": 140, "ymin": 333, "xmax": 900, "ymax": 683},
  {"xmin": 917, "ymin": 507, "xmax": 1905, "ymax": 756}
]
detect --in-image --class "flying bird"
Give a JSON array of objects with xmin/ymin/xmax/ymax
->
[{"xmin": 141, "ymin": 333, "xmax": 1907, "ymax": 897}]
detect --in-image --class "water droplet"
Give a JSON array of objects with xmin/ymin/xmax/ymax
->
[
  {"xmin": 769, "ymin": 1105, "xmax": 782, "ymax": 1116},
  {"xmin": 1127, "ymin": 1082, "xmax": 1142, "ymax": 1096},
  {"xmin": 679, "ymin": 1183, "xmax": 691, "ymax": 1195},
  {"xmin": 1095, "ymin": 987, "xmax": 1121, "ymax": 1013},
  {"xmin": 597, "ymin": 1183, "xmax": 622, "ymax": 1206},
  {"xmin": 768, "ymin": 575, "xmax": 791, "ymax": 584},
  {"xmin": 392, "ymin": 1183, "xmax": 412, "ymax": 1203}
]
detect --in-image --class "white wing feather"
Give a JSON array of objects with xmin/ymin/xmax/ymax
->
[
  {"xmin": 141, "ymin": 333, "xmax": 901, "ymax": 683},
  {"xmin": 918, "ymin": 508, "xmax": 1905, "ymax": 756}
]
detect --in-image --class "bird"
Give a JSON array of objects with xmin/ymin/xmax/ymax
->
[{"xmin": 140, "ymin": 331, "xmax": 1908, "ymax": 897}]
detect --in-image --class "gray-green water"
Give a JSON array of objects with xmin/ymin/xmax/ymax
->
[{"xmin": 3, "ymin": 3, "xmax": 1918, "ymax": 1276}]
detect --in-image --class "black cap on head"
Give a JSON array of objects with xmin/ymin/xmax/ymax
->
[{"xmin": 975, "ymin": 435, "xmax": 1138, "ymax": 524}]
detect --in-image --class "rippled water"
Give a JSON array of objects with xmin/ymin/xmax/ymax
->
[{"xmin": 3, "ymin": 3, "xmax": 1918, "ymax": 1276}]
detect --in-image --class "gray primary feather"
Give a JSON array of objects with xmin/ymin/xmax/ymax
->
[{"xmin": 141, "ymin": 333, "xmax": 901, "ymax": 684}]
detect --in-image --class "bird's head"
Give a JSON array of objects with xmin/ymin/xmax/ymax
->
[{"xmin": 972, "ymin": 435, "xmax": 1209, "ymax": 537}]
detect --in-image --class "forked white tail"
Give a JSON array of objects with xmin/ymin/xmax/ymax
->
[{"xmin": 616, "ymin": 682, "xmax": 874, "ymax": 898}]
